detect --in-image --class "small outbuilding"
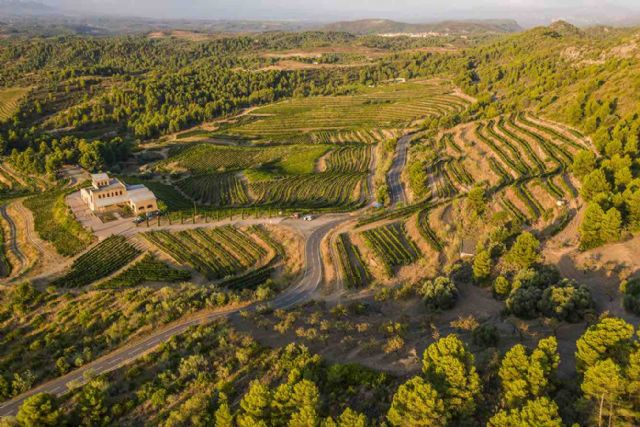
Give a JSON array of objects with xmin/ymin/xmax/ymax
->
[{"xmin": 460, "ymin": 238, "xmax": 477, "ymax": 258}]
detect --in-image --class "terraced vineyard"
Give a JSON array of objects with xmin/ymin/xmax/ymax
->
[
  {"xmin": 427, "ymin": 113, "xmax": 585, "ymax": 224},
  {"xmin": 324, "ymin": 145, "xmax": 372, "ymax": 173},
  {"xmin": 175, "ymin": 173, "xmax": 250, "ymax": 206},
  {"xmin": 221, "ymin": 80, "xmax": 470, "ymax": 143},
  {"xmin": 336, "ymin": 233, "xmax": 371, "ymax": 288},
  {"xmin": 362, "ymin": 222, "xmax": 421, "ymax": 275},
  {"xmin": 97, "ymin": 253, "xmax": 191, "ymax": 289},
  {"xmin": 313, "ymin": 129, "xmax": 401, "ymax": 144},
  {"xmin": 0, "ymin": 87, "xmax": 28, "ymax": 121},
  {"xmin": 417, "ymin": 209, "xmax": 444, "ymax": 251},
  {"xmin": 249, "ymin": 173, "xmax": 367, "ymax": 208},
  {"xmin": 53, "ymin": 236, "xmax": 141, "ymax": 288},
  {"xmin": 143, "ymin": 226, "xmax": 270, "ymax": 280}
]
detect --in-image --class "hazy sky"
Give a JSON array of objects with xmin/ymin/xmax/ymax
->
[{"xmin": 43, "ymin": 0, "xmax": 640, "ymax": 24}]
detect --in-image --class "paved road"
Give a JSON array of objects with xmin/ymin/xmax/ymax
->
[
  {"xmin": 0, "ymin": 216, "xmax": 347, "ymax": 417},
  {"xmin": 0, "ymin": 205, "xmax": 25, "ymax": 276},
  {"xmin": 387, "ymin": 134, "xmax": 410, "ymax": 206}
]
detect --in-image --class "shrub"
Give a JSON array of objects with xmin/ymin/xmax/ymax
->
[
  {"xmin": 538, "ymin": 279, "xmax": 595, "ymax": 322},
  {"xmin": 506, "ymin": 286, "xmax": 543, "ymax": 319},
  {"xmin": 421, "ymin": 277, "xmax": 458, "ymax": 310},
  {"xmin": 472, "ymin": 325, "xmax": 500, "ymax": 349},
  {"xmin": 621, "ymin": 278, "xmax": 640, "ymax": 315},
  {"xmin": 493, "ymin": 276, "xmax": 511, "ymax": 299},
  {"xmin": 511, "ymin": 266, "xmax": 559, "ymax": 291}
]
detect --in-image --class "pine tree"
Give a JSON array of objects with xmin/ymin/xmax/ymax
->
[
  {"xmin": 467, "ymin": 186, "xmax": 486, "ymax": 217},
  {"xmin": 572, "ymin": 149, "xmax": 596, "ymax": 178},
  {"xmin": 488, "ymin": 397, "xmax": 562, "ymax": 427},
  {"xmin": 422, "ymin": 335, "xmax": 481, "ymax": 420},
  {"xmin": 505, "ymin": 232, "xmax": 540, "ymax": 270},
  {"xmin": 575, "ymin": 317, "xmax": 635, "ymax": 372},
  {"xmin": 473, "ymin": 248, "xmax": 491, "ymax": 282},
  {"xmin": 580, "ymin": 169, "xmax": 611, "ymax": 202},
  {"xmin": 336, "ymin": 408, "xmax": 367, "ymax": 427},
  {"xmin": 581, "ymin": 359, "xmax": 626, "ymax": 426},
  {"xmin": 579, "ymin": 202, "xmax": 605, "ymax": 249},
  {"xmin": 215, "ymin": 395, "xmax": 234, "ymax": 427},
  {"xmin": 387, "ymin": 376, "xmax": 446, "ymax": 426},
  {"xmin": 600, "ymin": 207, "xmax": 622, "ymax": 243},
  {"xmin": 498, "ymin": 337, "xmax": 559, "ymax": 408},
  {"xmin": 288, "ymin": 380, "xmax": 320, "ymax": 427},
  {"xmin": 16, "ymin": 393, "xmax": 61, "ymax": 427},
  {"xmin": 237, "ymin": 380, "xmax": 271, "ymax": 427},
  {"xmin": 626, "ymin": 190, "xmax": 640, "ymax": 229}
]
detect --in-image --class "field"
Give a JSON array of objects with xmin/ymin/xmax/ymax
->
[
  {"xmin": 362, "ymin": 222, "xmax": 421, "ymax": 275},
  {"xmin": 142, "ymin": 226, "xmax": 271, "ymax": 281},
  {"xmin": 97, "ymin": 253, "xmax": 191, "ymax": 289},
  {"xmin": 53, "ymin": 236, "xmax": 141, "ymax": 288},
  {"xmin": 249, "ymin": 173, "xmax": 367, "ymax": 208},
  {"xmin": 159, "ymin": 144, "xmax": 328, "ymax": 175},
  {"xmin": 336, "ymin": 233, "xmax": 372, "ymax": 288},
  {"xmin": 23, "ymin": 190, "xmax": 95, "ymax": 257},
  {"xmin": 175, "ymin": 173, "xmax": 250, "ymax": 207},
  {"xmin": 220, "ymin": 80, "xmax": 470, "ymax": 143},
  {"xmin": 0, "ymin": 87, "xmax": 28, "ymax": 121},
  {"xmin": 323, "ymin": 145, "xmax": 373, "ymax": 173}
]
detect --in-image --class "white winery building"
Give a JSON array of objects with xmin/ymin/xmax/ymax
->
[{"xmin": 80, "ymin": 173, "xmax": 158, "ymax": 216}]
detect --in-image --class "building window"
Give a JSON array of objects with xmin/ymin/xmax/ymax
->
[{"xmin": 147, "ymin": 204, "xmax": 153, "ymax": 209}]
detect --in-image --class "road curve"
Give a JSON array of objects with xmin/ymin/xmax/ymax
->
[
  {"xmin": 0, "ymin": 217, "xmax": 346, "ymax": 417},
  {"xmin": 0, "ymin": 205, "xmax": 25, "ymax": 276},
  {"xmin": 387, "ymin": 134, "xmax": 410, "ymax": 206}
]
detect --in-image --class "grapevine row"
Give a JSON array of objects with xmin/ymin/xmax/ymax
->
[{"xmin": 53, "ymin": 236, "xmax": 141, "ymax": 288}]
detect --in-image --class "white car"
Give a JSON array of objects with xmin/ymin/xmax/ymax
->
[{"xmin": 303, "ymin": 215, "xmax": 314, "ymax": 221}]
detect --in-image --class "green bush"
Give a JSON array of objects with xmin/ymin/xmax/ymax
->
[
  {"xmin": 506, "ymin": 286, "xmax": 543, "ymax": 319},
  {"xmin": 421, "ymin": 276, "xmax": 458, "ymax": 310},
  {"xmin": 472, "ymin": 324, "xmax": 500, "ymax": 349},
  {"xmin": 493, "ymin": 276, "xmax": 511, "ymax": 299},
  {"xmin": 538, "ymin": 279, "xmax": 594, "ymax": 322},
  {"xmin": 621, "ymin": 279, "xmax": 640, "ymax": 315}
]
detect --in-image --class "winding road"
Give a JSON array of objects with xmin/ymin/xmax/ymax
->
[
  {"xmin": 387, "ymin": 134, "xmax": 410, "ymax": 206},
  {"xmin": 0, "ymin": 132, "xmax": 414, "ymax": 416},
  {"xmin": 0, "ymin": 205, "xmax": 25, "ymax": 276},
  {"xmin": 0, "ymin": 216, "xmax": 349, "ymax": 417}
]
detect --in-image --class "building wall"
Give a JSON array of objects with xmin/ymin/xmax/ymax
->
[{"xmin": 132, "ymin": 199, "xmax": 158, "ymax": 215}]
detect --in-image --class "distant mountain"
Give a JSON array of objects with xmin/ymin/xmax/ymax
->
[
  {"xmin": 320, "ymin": 19, "xmax": 522, "ymax": 35},
  {"xmin": 0, "ymin": 0, "xmax": 59, "ymax": 17}
]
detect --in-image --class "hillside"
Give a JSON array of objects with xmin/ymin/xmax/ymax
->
[
  {"xmin": 1, "ymin": 19, "xmax": 640, "ymax": 427},
  {"xmin": 0, "ymin": 0, "xmax": 58, "ymax": 17},
  {"xmin": 321, "ymin": 18, "xmax": 522, "ymax": 35}
]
